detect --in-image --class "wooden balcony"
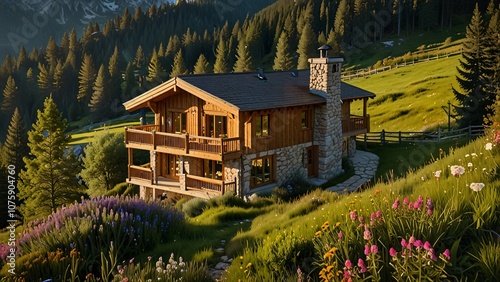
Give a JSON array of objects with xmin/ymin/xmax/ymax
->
[
  {"xmin": 342, "ymin": 115, "xmax": 370, "ymax": 137},
  {"xmin": 125, "ymin": 125, "xmax": 242, "ymax": 161},
  {"xmin": 185, "ymin": 175, "xmax": 237, "ymax": 195}
]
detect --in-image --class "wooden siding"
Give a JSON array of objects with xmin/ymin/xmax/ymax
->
[{"xmin": 241, "ymin": 105, "xmax": 315, "ymax": 154}]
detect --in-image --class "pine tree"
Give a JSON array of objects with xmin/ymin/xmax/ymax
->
[
  {"xmin": 134, "ymin": 45, "xmax": 146, "ymax": 70},
  {"xmin": 1, "ymin": 76, "xmax": 18, "ymax": 116},
  {"xmin": 89, "ymin": 64, "xmax": 109, "ymax": 121},
  {"xmin": 273, "ymin": 31, "xmax": 294, "ymax": 71},
  {"xmin": 213, "ymin": 36, "xmax": 229, "ymax": 73},
  {"xmin": 80, "ymin": 132, "xmax": 127, "ymax": 195},
  {"xmin": 297, "ymin": 22, "xmax": 318, "ymax": 69},
  {"xmin": 453, "ymin": 4, "xmax": 493, "ymax": 127},
  {"xmin": 170, "ymin": 49, "xmax": 188, "ymax": 78},
  {"xmin": 485, "ymin": 9, "xmax": 500, "ymax": 124},
  {"xmin": 19, "ymin": 96, "xmax": 83, "ymax": 219},
  {"xmin": 147, "ymin": 48, "xmax": 165, "ymax": 84},
  {"xmin": 78, "ymin": 54, "xmax": 96, "ymax": 105},
  {"xmin": 45, "ymin": 36, "xmax": 59, "ymax": 68},
  {"xmin": 16, "ymin": 46, "xmax": 28, "ymax": 71},
  {"xmin": 233, "ymin": 38, "xmax": 253, "ymax": 72},
  {"xmin": 108, "ymin": 46, "xmax": 122, "ymax": 114},
  {"xmin": 123, "ymin": 62, "xmax": 137, "ymax": 100},
  {"xmin": 2, "ymin": 108, "xmax": 28, "ymax": 171},
  {"xmin": 52, "ymin": 60, "xmax": 64, "ymax": 99},
  {"xmin": 193, "ymin": 54, "xmax": 210, "ymax": 74}
]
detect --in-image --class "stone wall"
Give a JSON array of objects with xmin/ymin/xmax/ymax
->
[
  {"xmin": 240, "ymin": 142, "xmax": 311, "ymax": 195},
  {"xmin": 309, "ymin": 57, "xmax": 343, "ymax": 180},
  {"xmin": 224, "ymin": 159, "xmax": 241, "ymax": 195},
  {"xmin": 342, "ymin": 136, "xmax": 357, "ymax": 158}
]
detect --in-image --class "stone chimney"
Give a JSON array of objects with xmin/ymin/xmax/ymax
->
[{"xmin": 308, "ymin": 45, "xmax": 343, "ymax": 179}]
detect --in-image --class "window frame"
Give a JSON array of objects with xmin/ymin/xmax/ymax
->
[
  {"xmin": 255, "ymin": 114, "xmax": 270, "ymax": 137},
  {"xmin": 301, "ymin": 109, "xmax": 311, "ymax": 129},
  {"xmin": 250, "ymin": 155, "xmax": 275, "ymax": 188}
]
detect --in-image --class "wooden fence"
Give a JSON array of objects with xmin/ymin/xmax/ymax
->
[
  {"xmin": 342, "ymin": 50, "xmax": 462, "ymax": 80},
  {"xmin": 356, "ymin": 125, "xmax": 485, "ymax": 145}
]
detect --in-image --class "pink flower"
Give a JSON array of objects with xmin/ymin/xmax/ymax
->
[
  {"xmin": 414, "ymin": 240, "xmax": 423, "ymax": 249},
  {"xmin": 442, "ymin": 249, "xmax": 451, "ymax": 260},
  {"xmin": 364, "ymin": 244, "xmax": 371, "ymax": 255},
  {"xmin": 358, "ymin": 216, "xmax": 364, "ymax": 224},
  {"xmin": 392, "ymin": 198, "xmax": 400, "ymax": 209},
  {"xmin": 375, "ymin": 210, "xmax": 382, "ymax": 218},
  {"xmin": 403, "ymin": 197, "xmax": 409, "ymax": 206},
  {"xmin": 423, "ymin": 241, "xmax": 432, "ymax": 251},
  {"xmin": 427, "ymin": 209, "xmax": 433, "ymax": 215},
  {"xmin": 345, "ymin": 259, "xmax": 353, "ymax": 269},
  {"xmin": 401, "ymin": 238, "xmax": 407, "ymax": 248},
  {"xmin": 429, "ymin": 251, "xmax": 437, "ymax": 261},
  {"xmin": 344, "ymin": 270, "xmax": 351, "ymax": 279},
  {"xmin": 363, "ymin": 229, "xmax": 371, "ymax": 240},
  {"xmin": 350, "ymin": 210, "xmax": 357, "ymax": 221},
  {"xmin": 389, "ymin": 247, "xmax": 397, "ymax": 257},
  {"xmin": 409, "ymin": 236, "xmax": 416, "ymax": 244},
  {"xmin": 338, "ymin": 231, "xmax": 343, "ymax": 239},
  {"xmin": 358, "ymin": 259, "xmax": 367, "ymax": 273},
  {"xmin": 371, "ymin": 245, "xmax": 378, "ymax": 255}
]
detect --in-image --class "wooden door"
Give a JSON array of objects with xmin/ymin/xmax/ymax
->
[
  {"xmin": 307, "ymin": 146, "xmax": 318, "ymax": 178},
  {"xmin": 166, "ymin": 154, "xmax": 179, "ymax": 180}
]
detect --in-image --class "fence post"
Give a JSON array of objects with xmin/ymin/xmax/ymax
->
[
  {"xmin": 468, "ymin": 125, "xmax": 472, "ymax": 138},
  {"xmin": 399, "ymin": 131, "xmax": 402, "ymax": 144},
  {"xmin": 438, "ymin": 127, "xmax": 441, "ymax": 143},
  {"xmin": 381, "ymin": 130, "xmax": 386, "ymax": 144},
  {"xmin": 364, "ymin": 133, "xmax": 367, "ymax": 149}
]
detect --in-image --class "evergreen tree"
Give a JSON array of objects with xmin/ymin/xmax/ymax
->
[
  {"xmin": 147, "ymin": 48, "xmax": 165, "ymax": 84},
  {"xmin": 123, "ymin": 62, "xmax": 137, "ymax": 100},
  {"xmin": 2, "ymin": 108, "xmax": 28, "ymax": 171},
  {"xmin": 52, "ymin": 60, "xmax": 64, "ymax": 99},
  {"xmin": 193, "ymin": 53, "xmax": 210, "ymax": 74},
  {"xmin": 273, "ymin": 31, "xmax": 294, "ymax": 71},
  {"xmin": 89, "ymin": 64, "xmax": 109, "ymax": 121},
  {"xmin": 108, "ymin": 46, "xmax": 123, "ymax": 115},
  {"xmin": 453, "ymin": 4, "xmax": 493, "ymax": 127},
  {"xmin": 134, "ymin": 45, "xmax": 146, "ymax": 70},
  {"xmin": 45, "ymin": 36, "xmax": 59, "ymax": 68},
  {"xmin": 16, "ymin": 46, "xmax": 28, "ymax": 71},
  {"xmin": 214, "ymin": 36, "xmax": 229, "ymax": 73},
  {"xmin": 77, "ymin": 54, "xmax": 96, "ymax": 105},
  {"xmin": 233, "ymin": 38, "xmax": 253, "ymax": 72},
  {"xmin": 19, "ymin": 96, "xmax": 83, "ymax": 220},
  {"xmin": 1, "ymin": 76, "xmax": 18, "ymax": 116},
  {"xmin": 297, "ymin": 22, "xmax": 318, "ymax": 69},
  {"xmin": 80, "ymin": 132, "xmax": 127, "ymax": 195},
  {"xmin": 170, "ymin": 49, "xmax": 188, "ymax": 78}
]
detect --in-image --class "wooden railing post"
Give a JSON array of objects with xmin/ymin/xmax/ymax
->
[
  {"xmin": 399, "ymin": 131, "xmax": 402, "ymax": 144},
  {"xmin": 381, "ymin": 130, "xmax": 386, "ymax": 144},
  {"xmin": 438, "ymin": 127, "xmax": 441, "ymax": 143},
  {"xmin": 185, "ymin": 133, "xmax": 189, "ymax": 154}
]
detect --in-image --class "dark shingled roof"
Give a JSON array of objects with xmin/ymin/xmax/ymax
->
[{"xmin": 179, "ymin": 70, "xmax": 374, "ymax": 111}]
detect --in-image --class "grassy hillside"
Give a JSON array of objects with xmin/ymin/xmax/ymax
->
[{"xmin": 348, "ymin": 56, "xmax": 461, "ymax": 132}]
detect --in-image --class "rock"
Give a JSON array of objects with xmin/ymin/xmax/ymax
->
[{"xmin": 214, "ymin": 262, "xmax": 230, "ymax": 270}]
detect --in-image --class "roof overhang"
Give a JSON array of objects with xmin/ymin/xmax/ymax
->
[{"xmin": 123, "ymin": 77, "xmax": 240, "ymax": 115}]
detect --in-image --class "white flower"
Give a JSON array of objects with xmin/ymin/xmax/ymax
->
[
  {"xmin": 485, "ymin": 143, "xmax": 493, "ymax": 150},
  {"xmin": 468, "ymin": 162, "xmax": 473, "ymax": 167},
  {"xmin": 471, "ymin": 153, "xmax": 478, "ymax": 157},
  {"xmin": 465, "ymin": 154, "xmax": 470, "ymax": 157},
  {"xmin": 450, "ymin": 165, "xmax": 465, "ymax": 177},
  {"xmin": 434, "ymin": 170, "xmax": 442, "ymax": 178},
  {"xmin": 470, "ymin": 183, "xmax": 485, "ymax": 192}
]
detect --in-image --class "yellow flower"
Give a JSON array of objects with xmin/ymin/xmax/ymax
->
[
  {"xmin": 246, "ymin": 262, "xmax": 252, "ymax": 268},
  {"xmin": 335, "ymin": 222, "xmax": 341, "ymax": 227},
  {"xmin": 239, "ymin": 256, "xmax": 243, "ymax": 260},
  {"xmin": 315, "ymin": 230, "xmax": 323, "ymax": 237},
  {"xmin": 321, "ymin": 221, "xmax": 329, "ymax": 231},
  {"xmin": 323, "ymin": 247, "xmax": 338, "ymax": 260}
]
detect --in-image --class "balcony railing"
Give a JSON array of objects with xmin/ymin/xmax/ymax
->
[
  {"xmin": 342, "ymin": 115, "xmax": 370, "ymax": 135},
  {"xmin": 128, "ymin": 165, "xmax": 153, "ymax": 184},
  {"xmin": 125, "ymin": 126, "xmax": 242, "ymax": 160},
  {"xmin": 185, "ymin": 175, "xmax": 236, "ymax": 194}
]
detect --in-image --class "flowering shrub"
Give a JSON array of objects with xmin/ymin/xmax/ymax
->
[{"xmin": 1, "ymin": 195, "xmax": 184, "ymax": 279}]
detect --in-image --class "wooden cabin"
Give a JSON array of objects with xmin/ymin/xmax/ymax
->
[{"xmin": 123, "ymin": 56, "xmax": 374, "ymax": 199}]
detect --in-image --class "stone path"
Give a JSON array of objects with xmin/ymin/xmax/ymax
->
[{"xmin": 326, "ymin": 150, "xmax": 379, "ymax": 193}]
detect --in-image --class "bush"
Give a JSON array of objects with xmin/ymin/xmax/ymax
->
[
  {"xmin": 206, "ymin": 192, "xmax": 247, "ymax": 209},
  {"xmin": 182, "ymin": 198, "xmax": 207, "ymax": 217},
  {"xmin": 105, "ymin": 182, "xmax": 129, "ymax": 196}
]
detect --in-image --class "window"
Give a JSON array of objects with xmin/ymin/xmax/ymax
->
[
  {"xmin": 204, "ymin": 160, "xmax": 223, "ymax": 180},
  {"xmin": 251, "ymin": 155, "xmax": 274, "ymax": 188},
  {"xmin": 301, "ymin": 110, "xmax": 311, "ymax": 129},
  {"xmin": 255, "ymin": 114, "xmax": 270, "ymax": 137},
  {"xmin": 171, "ymin": 112, "xmax": 187, "ymax": 134},
  {"xmin": 207, "ymin": 115, "xmax": 227, "ymax": 138}
]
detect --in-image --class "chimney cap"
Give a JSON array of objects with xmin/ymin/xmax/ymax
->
[{"xmin": 317, "ymin": 44, "xmax": 333, "ymax": 58}]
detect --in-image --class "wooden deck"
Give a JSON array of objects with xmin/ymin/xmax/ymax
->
[
  {"xmin": 125, "ymin": 125, "xmax": 242, "ymax": 161},
  {"xmin": 342, "ymin": 115, "xmax": 370, "ymax": 137},
  {"xmin": 127, "ymin": 176, "xmax": 224, "ymax": 199}
]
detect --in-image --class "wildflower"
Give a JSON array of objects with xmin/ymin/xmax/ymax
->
[
  {"xmin": 414, "ymin": 240, "xmax": 423, "ymax": 249},
  {"xmin": 246, "ymin": 262, "xmax": 252, "ymax": 268},
  {"xmin": 148, "ymin": 256, "xmax": 152, "ymax": 261},
  {"xmin": 470, "ymin": 183, "xmax": 485, "ymax": 192},
  {"xmin": 375, "ymin": 210, "xmax": 381, "ymax": 218},
  {"xmin": 468, "ymin": 162, "xmax": 473, "ymax": 168},
  {"xmin": 336, "ymin": 222, "xmax": 341, "ymax": 227},
  {"xmin": 322, "ymin": 221, "xmax": 329, "ymax": 231},
  {"xmin": 371, "ymin": 244, "xmax": 378, "ymax": 254},
  {"xmin": 465, "ymin": 154, "xmax": 470, "ymax": 157},
  {"xmin": 345, "ymin": 259, "xmax": 353, "ymax": 269},
  {"xmin": 350, "ymin": 210, "xmax": 357, "ymax": 221},
  {"xmin": 324, "ymin": 247, "xmax": 338, "ymax": 260},
  {"xmin": 392, "ymin": 198, "xmax": 400, "ymax": 209},
  {"xmin": 450, "ymin": 165, "xmax": 465, "ymax": 177},
  {"xmin": 442, "ymin": 249, "xmax": 451, "ymax": 260},
  {"xmin": 401, "ymin": 238, "xmax": 407, "ymax": 248},
  {"xmin": 423, "ymin": 241, "xmax": 432, "ymax": 251},
  {"xmin": 358, "ymin": 259, "xmax": 367, "ymax": 273},
  {"xmin": 389, "ymin": 247, "xmax": 397, "ymax": 257},
  {"xmin": 485, "ymin": 143, "xmax": 493, "ymax": 150},
  {"xmin": 315, "ymin": 230, "xmax": 322, "ymax": 237},
  {"xmin": 129, "ymin": 258, "xmax": 134, "ymax": 264},
  {"xmin": 338, "ymin": 231, "xmax": 343, "ymax": 239},
  {"xmin": 364, "ymin": 244, "xmax": 371, "ymax": 255},
  {"xmin": 403, "ymin": 197, "xmax": 409, "ymax": 206},
  {"xmin": 471, "ymin": 153, "xmax": 477, "ymax": 157},
  {"xmin": 363, "ymin": 229, "xmax": 371, "ymax": 240},
  {"xmin": 409, "ymin": 236, "xmax": 416, "ymax": 244},
  {"xmin": 434, "ymin": 170, "xmax": 442, "ymax": 180}
]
